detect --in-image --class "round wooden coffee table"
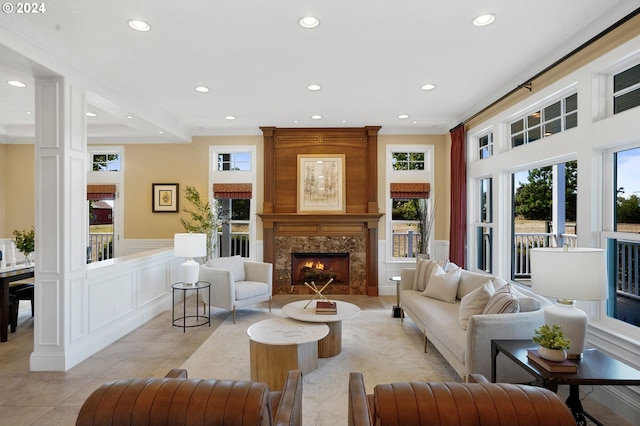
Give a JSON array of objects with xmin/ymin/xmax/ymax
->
[
  {"xmin": 247, "ymin": 317, "xmax": 328, "ymax": 390},
  {"xmin": 281, "ymin": 300, "xmax": 361, "ymax": 358}
]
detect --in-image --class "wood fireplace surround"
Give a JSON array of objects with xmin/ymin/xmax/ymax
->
[{"xmin": 259, "ymin": 127, "xmax": 383, "ymax": 296}]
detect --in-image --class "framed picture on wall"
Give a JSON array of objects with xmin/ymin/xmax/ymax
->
[
  {"xmin": 152, "ymin": 183, "xmax": 179, "ymax": 212},
  {"xmin": 297, "ymin": 154, "xmax": 345, "ymax": 213}
]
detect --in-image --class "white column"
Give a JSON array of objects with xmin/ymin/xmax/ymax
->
[{"xmin": 30, "ymin": 77, "xmax": 88, "ymax": 371}]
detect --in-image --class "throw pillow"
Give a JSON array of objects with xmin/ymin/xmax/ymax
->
[
  {"xmin": 412, "ymin": 258, "xmax": 432, "ymax": 291},
  {"xmin": 491, "ymin": 277, "xmax": 508, "ymax": 291},
  {"xmin": 518, "ymin": 297, "xmax": 542, "ymax": 312},
  {"xmin": 458, "ymin": 281, "xmax": 495, "ymax": 330},
  {"xmin": 482, "ymin": 284, "xmax": 520, "ymax": 314},
  {"xmin": 422, "ymin": 264, "xmax": 461, "ymax": 303}
]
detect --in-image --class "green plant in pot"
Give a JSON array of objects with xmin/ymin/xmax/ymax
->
[
  {"xmin": 533, "ymin": 324, "xmax": 571, "ymax": 361},
  {"xmin": 13, "ymin": 226, "xmax": 35, "ymax": 265}
]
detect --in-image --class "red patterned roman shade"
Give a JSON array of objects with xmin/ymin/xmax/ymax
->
[
  {"xmin": 87, "ymin": 184, "xmax": 116, "ymax": 200},
  {"xmin": 390, "ymin": 183, "xmax": 430, "ymax": 199},
  {"xmin": 213, "ymin": 183, "xmax": 252, "ymax": 199}
]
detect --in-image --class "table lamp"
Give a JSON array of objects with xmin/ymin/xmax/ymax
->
[
  {"xmin": 174, "ymin": 233, "xmax": 206, "ymax": 285},
  {"xmin": 530, "ymin": 247, "xmax": 608, "ymax": 359}
]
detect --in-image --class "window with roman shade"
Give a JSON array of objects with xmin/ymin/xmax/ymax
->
[{"xmin": 87, "ymin": 184, "xmax": 116, "ymax": 200}]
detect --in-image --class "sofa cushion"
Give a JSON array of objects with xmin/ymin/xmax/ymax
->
[
  {"xmin": 235, "ymin": 281, "xmax": 269, "ymax": 300},
  {"xmin": 457, "ymin": 269, "xmax": 496, "ymax": 300},
  {"xmin": 482, "ymin": 284, "xmax": 520, "ymax": 314},
  {"xmin": 422, "ymin": 265, "xmax": 461, "ymax": 303},
  {"xmin": 207, "ymin": 255, "xmax": 246, "ymax": 281},
  {"xmin": 458, "ymin": 281, "xmax": 495, "ymax": 330}
]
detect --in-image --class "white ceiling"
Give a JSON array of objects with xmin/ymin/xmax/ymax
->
[{"xmin": 0, "ymin": 1, "xmax": 638, "ymax": 143}]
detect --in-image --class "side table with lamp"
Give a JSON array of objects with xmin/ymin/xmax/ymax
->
[{"xmin": 172, "ymin": 233, "xmax": 209, "ymax": 331}]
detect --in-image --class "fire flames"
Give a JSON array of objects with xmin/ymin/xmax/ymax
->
[{"xmin": 304, "ymin": 260, "xmax": 325, "ymax": 270}]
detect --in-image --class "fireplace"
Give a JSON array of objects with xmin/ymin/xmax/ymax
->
[{"xmin": 291, "ymin": 252, "xmax": 349, "ymax": 286}]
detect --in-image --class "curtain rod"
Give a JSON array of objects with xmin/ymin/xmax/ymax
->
[{"xmin": 449, "ymin": 6, "xmax": 640, "ymax": 133}]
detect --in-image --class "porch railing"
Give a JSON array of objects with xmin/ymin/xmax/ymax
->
[
  {"xmin": 617, "ymin": 240, "xmax": 640, "ymax": 301},
  {"xmin": 513, "ymin": 232, "xmax": 577, "ymax": 278},
  {"xmin": 88, "ymin": 232, "xmax": 114, "ymax": 263}
]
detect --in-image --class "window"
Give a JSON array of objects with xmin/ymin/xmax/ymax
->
[
  {"xmin": 218, "ymin": 152, "xmax": 251, "ymax": 171},
  {"xmin": 217, "ymin": 198, "xmax": 251, "ymax": 257},
  {"xmin": 392, "ymin": 152, "xmax": 425, "ymax": 170},
  {"xmin": 91, "ymin": 153, "xmax": 120, "ymax": 172},
  {"xmin": 509, "ymin": 93, "xmax": 577, "ymax": 148},
  {"xmin": 478, "ymin": 133, "xmax": 493, "ymax": 159},
  {"xmin": 391, "ymin": 199, "xmax": 421, "ymax": 257},
  {"xmin": 512, "ymin": 161, "xmax": 577, "ymax": 283},
  {"xmin": 476, "ymin": 178, "xmax": 493, "ymax": 272},
  {"xmin": 613, "ymin": 63, "xmax": 640, "ymax": 114}
]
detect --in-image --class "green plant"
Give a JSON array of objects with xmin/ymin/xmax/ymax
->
[
  {"xmin": 180, "ymin": 186, "xmax": 220, "ymax": 260},
  {"xmin": 532, "ymin": 324, "xmax": 571, "ymax": 350},
  {"xmin": 13, "ymin": 227, "xmax": 35, "ymax": 255}
]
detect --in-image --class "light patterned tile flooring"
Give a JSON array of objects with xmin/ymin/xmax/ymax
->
[{"xmin": 0, "ymin": 295, "xmax": 632, "ymax": 425}]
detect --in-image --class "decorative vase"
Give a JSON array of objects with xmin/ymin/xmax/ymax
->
[{"xmin": 538, "ymin": 345, "xmax": 567, "ymax": 362}]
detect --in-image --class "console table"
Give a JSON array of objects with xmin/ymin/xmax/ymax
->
[{"xmin": 491, "ymin": 339, "xmax": 640, "ymax": 426}]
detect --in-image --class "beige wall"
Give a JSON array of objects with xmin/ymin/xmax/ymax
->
[
  {"xmin": 2, "ymin": 144, "xmax": 35, "ymax": 237},
  {"xmin": 2, "ymin": 132, "xmax": 451, "ymax": 243}
]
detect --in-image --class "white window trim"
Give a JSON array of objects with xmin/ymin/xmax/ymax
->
[
  {"xmin": 385, "ymin": 144, "xmax": 434, "ymax": 261},
  {"xmin": 210, "ymin": 145, "xmax": 257, "ymax": 260}
]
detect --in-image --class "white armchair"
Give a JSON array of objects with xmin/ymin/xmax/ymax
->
[{"xmin": 199, "ymin": 255, "xmax": 273, "ymax": 323}]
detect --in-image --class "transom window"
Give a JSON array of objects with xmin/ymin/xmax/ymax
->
[
  {"xmin": 510, "ymin": 93, "xmax": 577, "ymax": 148},
  {"xmin": 478, "ymin": 132, "xmax": 493, "ymax": 159},
  {"xmin": 391, "ymin": 152, "xmax": 425, "ymax": 170},
  {"xmin": 614, "ymin": 63, "xmax": 640, "ymax": 114},
  {"xmin": 218, "ymin": 152, "xmax": 251, "ymax": 171},
  {"xmin": 91, "ymin": 153, "xmax": 120, "ymax": 172}
]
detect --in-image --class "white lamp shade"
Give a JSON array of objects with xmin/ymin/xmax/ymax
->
[
  {"xmin": 174, "ymin": 233, "xmax": 207, "ymax": 258},
  {"xmin": 530, "ymin": 247, "xmax": 608, "ymax": 301}
]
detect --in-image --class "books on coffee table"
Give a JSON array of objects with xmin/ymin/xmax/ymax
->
[
  {"xmin": 527, "ymin": 349, "xmax": 577, "ymax": 373},
  {"xmin": 316, "ymin": 301, "xmax": 337, "ymax": 315}
]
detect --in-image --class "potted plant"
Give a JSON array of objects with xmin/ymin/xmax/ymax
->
[
  {"xmin": 13, "ymin": 226, "xmax": 35, "ymax": 265},
  {"xmin": 180, "ymin": 186, "xmax": 227, "ymax": 261},
  {"xmin": 533, "ymin": 324, "xmax": 571, "ymax": 361}
]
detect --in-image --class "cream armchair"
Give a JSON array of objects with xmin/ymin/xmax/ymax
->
[{"xmin": 200, "ymin": 255, "xmax": 273, "ymax": 323}]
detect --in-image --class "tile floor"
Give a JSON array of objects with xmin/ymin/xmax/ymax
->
[{"xmin": 0, "ymin": 295, "xmax": 633, "ymax": 425}]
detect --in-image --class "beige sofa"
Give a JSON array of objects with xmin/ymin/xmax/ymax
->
[{"xmin": 400, "ymin": 259, "xmax": 550, "ymax": 382}]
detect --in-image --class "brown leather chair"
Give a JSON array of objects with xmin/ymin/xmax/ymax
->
[
  {"xmin": 348, "ymin": 372, "xmax": 575, "ymax": 426},
  {"xmin": 77, "ymin": 369, "xmax": 302, "ymax": 426}
]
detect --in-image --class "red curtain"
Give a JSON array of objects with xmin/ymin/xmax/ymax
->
[{"xmin": 449, "ymin": 125, "xmax": 466, "ymax": 267}]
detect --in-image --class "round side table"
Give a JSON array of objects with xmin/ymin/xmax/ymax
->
[{"xmin": 171, "ymin": 281, "xmax": 211, "ymax": 332}]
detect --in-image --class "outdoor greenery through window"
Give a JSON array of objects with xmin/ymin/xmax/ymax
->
[
  {"xmin": 478, "ymin": 133, "xmax": 493, "ymax": 159},
  {"xmin": 613, "ymin": 63, "xmax": 640, "ymax": 114},
  {"xmin": 217, "ymin": 198, "xmax": 251, "ymax": 257},
  {"xmin": 218, "ymin": 152, "xmax": 251, "ymax": 171},
  {"xmin": 610, "ymin": 146, "xmax": 640, "ymax": 327},
  {"xmin": 510, "ymin": 93, "xmax": 577, "ymax": 148},
  {"xmin": 391, "ymin": 199, "xmax": 421, "ymax": 258},
  {"xmin": 91, "ymin": 154, "xmax": 120, "ymax": 172},
  {"xmin": 391, "ymin": 152, "xmax": 425, "ymax": 170},
  {"xmin": 512, "ymin": 161, "xmax": 577, "ymax": 282}
]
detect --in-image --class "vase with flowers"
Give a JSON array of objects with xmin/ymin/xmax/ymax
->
[{"xmin": 13, "ymin": 226, "xmax": 35, "ymax": 265}]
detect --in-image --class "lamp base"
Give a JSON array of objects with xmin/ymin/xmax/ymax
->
[
  {"xmin": 544, "ymin": 299, "xmax": 588, "ymax": 359},
  {"xmin": 182, "ymin": 258, "xmax": 200, "ymax": 285}
]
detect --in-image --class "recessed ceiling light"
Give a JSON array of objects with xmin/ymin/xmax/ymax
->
[
  {"xmin": 158, "ymin": 131, "xmax": 164, "ymax": 134},
  {"xmin": 128, "ymin": 19, "xmax": 151, "ymax": 32},
  {"xmin": 293, "ymin": 120, "xmax": 299, "ymax": 124},
  {"xmin": 26, "ymin": 111, "xmax": 32, "ymax": 115},
  {"xmin": 86, "ymin": 112, "xmax": 97, "ymax": 117},
  {"xmin": 126, "ymin": 115, "xmax": 133, "ymax": 119},
  {"xmin": 473, "ymin": 13, "xmax": 495, "ymax": 27},
  {"xmin": 195, "ymin": 86, "xmax": 210, "ymax": 93},
  {"xmin": 299, "ymin": 16, "xmax": 320, "ymax": 29},
  {"xmin": 341, "ymin": 120, "xmax": 348, "ymax": 124},
  {"xmin": 7, "ymin": 80, "xmax": 26, "ymax": 88},
  {"xmin": 421, "ymin": 83, "xmax": 436, "ymax": 91},
  {"xmin": 307, "ymin": 84, "xmax": 321, "ymax": 91},
  {"xmin": 225, "ymin": 115, "xmax": 236, "ymax": 120},
  {"xmin": 311, "ymin": 114, "xmax": 322, "ymax": 120},
  {"xmin": 398, "ymin": 114, "xmax": 409, "ymax": 119}
]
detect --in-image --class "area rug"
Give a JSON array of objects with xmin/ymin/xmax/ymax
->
[{"xmin": 181, "ymin": 309, "xmax": 460, "ymax": 426}]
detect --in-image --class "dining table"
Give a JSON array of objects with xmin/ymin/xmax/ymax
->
[{"xmin": 1, "ymin": 265, "xmax": 35, "ymax": 342}]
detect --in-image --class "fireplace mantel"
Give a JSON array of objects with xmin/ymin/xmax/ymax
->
[{"xmin": 259, "ymin": 213, "xmax": 383, "ymax": 231}]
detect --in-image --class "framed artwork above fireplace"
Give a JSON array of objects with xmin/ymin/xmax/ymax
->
[{"xmin": 297, "ymin": 154, "xmax": 345, "ymax": 213}]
